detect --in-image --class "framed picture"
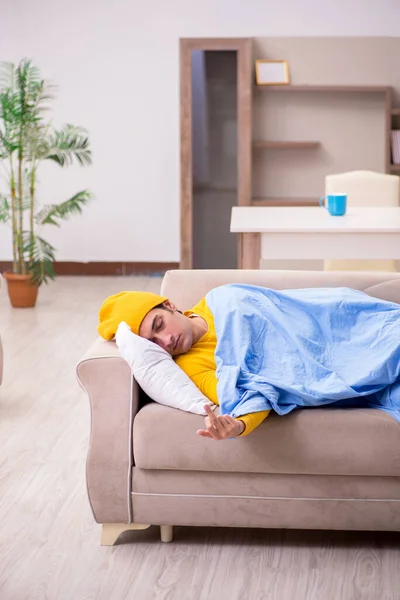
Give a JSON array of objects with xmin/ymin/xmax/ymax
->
[{"xmin": 255, "ymin": 60, "xmax": 290, "ymax": 86}]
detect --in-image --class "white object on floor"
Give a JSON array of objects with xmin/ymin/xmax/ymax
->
[{"xmin": 115, "ymin": 321, "xmax": 215, "ymax": 415}]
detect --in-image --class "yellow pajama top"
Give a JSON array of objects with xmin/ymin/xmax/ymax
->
[{"xmin": 175, "ymin": 297, "xmax": 270, "ymax": 436}]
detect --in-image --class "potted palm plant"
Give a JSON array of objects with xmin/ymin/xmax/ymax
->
[{"xmin": 0, "ymin": 59, "xmax": 92, "ymax": 307}]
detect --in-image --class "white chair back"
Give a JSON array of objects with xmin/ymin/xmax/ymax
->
[{"xmin": 324, "ymin": 170, "xmax": 400, "ymax": 272}]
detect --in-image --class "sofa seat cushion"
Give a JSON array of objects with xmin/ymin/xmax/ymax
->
[{"xmin": 133, "ymin": 403, "xmax": 400, "ymax": 477}]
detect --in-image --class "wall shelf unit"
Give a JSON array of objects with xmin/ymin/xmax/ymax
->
[
  {"xmin": 254, "ymin": 84, "xmax": 391, "ymax": 94},
  {"xmin": 253, "ymin": 141, "xmax": 320, "ymax": 150},
  {"xmin": 252, "ymin": 197, "xmax": 319, "ymax": 206},
  {"xmin": 253, "ymin": 83, "xmax": 393, "ymax": 207}
]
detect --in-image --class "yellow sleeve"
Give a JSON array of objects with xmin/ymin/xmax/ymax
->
[
  {"xmin": 179, "ymin": 364, "xmax": 270, "ymax": 436},
  {"xmin": 189, "ymin": 369, "xmax": 219, "ymax": 405},
  {"xmin": 177, "ymin": 301, "xmax": 271, "ymax": 437},
  {"xmin": 236, "ymin": 410, "xmax": 270, "ymax": 436}
]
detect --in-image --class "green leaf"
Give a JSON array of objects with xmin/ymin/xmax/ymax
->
[
  {"xmin": 0, "ymin": 195, "xmax": 11, "ymax": 222},
  {"xmin": 36, "ymin": 190, "xmax": 92, "ymax": 226},
  {"xmin": 0, "ymin": 89, "xmax": 21, "ymax": 154},
  {"xmin": 0, "ymin": 62, "xmax": 16, "ymax": 94},
  {"xmin": 0, "ymin": 59, "xmax": 55, "ymax": 162},
  {"xmin": 44, "ymin": 124, "xmax": 92, "ymax": 167},
  {"xmin": 22, "ymin": 231, "xmax": 56, "ymax": 286},
  {"xmin": 29, "ymin": 258, "xmax": 56, "ymax": 287}
]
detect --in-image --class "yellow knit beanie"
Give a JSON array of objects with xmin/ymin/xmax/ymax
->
[{"xmin": 98, "ymin": 291, "xmax": 168, "ymax": 340}]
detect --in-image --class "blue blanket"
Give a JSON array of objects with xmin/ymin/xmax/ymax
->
[{"xmin": 206, "ymin": 284, "xmax": 400, "ymax": 422}]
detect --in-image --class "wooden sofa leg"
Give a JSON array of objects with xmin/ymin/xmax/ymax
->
[
  {"xmin": 101, "ymin": 523, "xmax": 151, "ymax": 546},
  {"xmin": 160, "ymin": 525, "xmax": 173, "ymax": 543}
]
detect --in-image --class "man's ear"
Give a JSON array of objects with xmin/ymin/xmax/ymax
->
[{"xmin": 164, "ymin": 299, "xmax": 177, "ymax": 311}]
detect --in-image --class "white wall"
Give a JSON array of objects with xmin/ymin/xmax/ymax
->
[{"xmin": 1, "ymin": 0, "xmax": 400, "ymax": 262}]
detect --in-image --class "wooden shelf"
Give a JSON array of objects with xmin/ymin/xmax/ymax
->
[
  {"xmin": 254, "ymin": 84, "xmax": 391, "ymax": 93},
  {"xmin": 253, "ymin": 141, "xmax": 320, "ymax": 150},
  {"xmin": 193, "ymin": 183, "xmax": 236, "ymax": 193},
  {"xmin": 390, "ymin": 164, "xmax": 400, "ymax": 173},
  {"xmin": 252, "ymin": 197, "xmax": 319, "ymax": 206}
]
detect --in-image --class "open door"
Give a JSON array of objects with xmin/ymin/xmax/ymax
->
[{"xmin": 180, "ymin": 38, "xmax": 252, "ymax": 269}]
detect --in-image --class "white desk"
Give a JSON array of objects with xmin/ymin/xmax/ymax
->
[{"xmin": 230, "ymin": 206, "xmax": 400, "ymax": 269}]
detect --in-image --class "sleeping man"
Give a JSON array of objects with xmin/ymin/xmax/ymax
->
[{"xmin": 98, "ymin": 284, "xmax": 400, "ymax": 441}]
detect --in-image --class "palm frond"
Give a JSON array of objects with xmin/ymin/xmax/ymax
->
[
  {"xmin": 0, "ymin": 131, "xmax": 9, "ymax": 159},
  {"xmin": 12, "ymin": 60, "xmax": 52, "ymax": 131},
  {"xmin": 44, "ymin": 125, "xmax": 92, "ymax": 167},
  {"xmin": 16, "ymin": 59, "xmax": 40, "ymax": 114},
  {"xmin": 22, "ymin": 232, "xmax": 56, "ymax": 285},
  {"xmin": 36, "ymin": 190, "xmax": 92, "ymax": 226},
  {"xmin": 0, "ymin": 90, "xmax": 20, "ymax": 152},
  {"xmin": 16, "ymin": 193, "xmax": 35, "ymax": 212},
  {"xmin": 0, "ymin": 195, "xmax": 11, "ymax": 222},
  {"xmin": 0, "ymin": 62, "xmax": 16, "ymax": 93},
  {"xmin": 23, "ymin": 122, "xmax": 50, "ymax": 162}
]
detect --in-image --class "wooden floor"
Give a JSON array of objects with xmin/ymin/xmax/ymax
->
[{"xmin": 1, "ymin": 276, "xmax": 400, "ymax": 600}]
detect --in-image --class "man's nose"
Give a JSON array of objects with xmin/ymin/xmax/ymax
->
[{"xmin": 157, "ymin": 332, "xmax": 173, "ymax": 351}]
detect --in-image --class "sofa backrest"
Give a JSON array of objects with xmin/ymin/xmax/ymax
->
[{"xmin": 161, "ymin": 269, "xmax": 400, "ymax": 311}]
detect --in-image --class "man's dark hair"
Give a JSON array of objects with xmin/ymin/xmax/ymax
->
[{"xmin": 154, "ymin": 302, "xmax": 182, "ymax": 315}]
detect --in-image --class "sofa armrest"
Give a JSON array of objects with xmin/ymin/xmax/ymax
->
[{"xmin": 77, "ymin": 338, "xmax": 138, "ymax": 524}]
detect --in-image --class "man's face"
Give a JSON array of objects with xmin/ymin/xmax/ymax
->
[{"xmin": 139, "ymin": 300, "xmax": 194, "ymax": 356}]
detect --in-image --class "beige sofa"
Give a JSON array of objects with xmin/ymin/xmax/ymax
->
[{"xmin": 77, "ymin": 269, "xmax": 400, "ymax": 546}]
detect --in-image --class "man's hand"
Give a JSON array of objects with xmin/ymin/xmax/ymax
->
[{"xmin": 197, "ymin": 404, "xmax": 245, "ymax": 440}]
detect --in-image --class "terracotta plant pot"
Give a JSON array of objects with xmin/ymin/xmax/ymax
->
[{"xmin": 3, "ymin": 271, "xmax": 39, "ymax": 308}]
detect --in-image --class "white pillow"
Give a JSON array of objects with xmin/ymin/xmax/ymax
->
[{"xmin": 115, "ymin": 321, "xmax": 216, "ymax": 415}]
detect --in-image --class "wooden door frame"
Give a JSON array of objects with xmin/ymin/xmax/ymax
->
[{"xmin": 180, "ymin": 38, "xmax": 253, "ymax": 269}]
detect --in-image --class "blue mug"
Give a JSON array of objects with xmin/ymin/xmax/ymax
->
[{"xmin": 319, "ymin": 193, "xmax": 347, "ymax": 216}]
